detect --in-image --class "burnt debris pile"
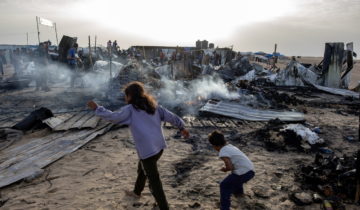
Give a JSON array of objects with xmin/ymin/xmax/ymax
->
[
  {"xmin": 294, "ymin": 151, "xmax": 360, "ymax": 206},
  {"xmin": 217, "ymin": 56, "xmax": 253, "ymax": 81},
  {"xmin": 255, "ymin": 119, "xmax": 325, "ymax": 152},
  {"xmin": 12, "ymin": 107, "xmax": 53, "ymax": 131}
]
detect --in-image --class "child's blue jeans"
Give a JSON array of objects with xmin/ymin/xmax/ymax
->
[{"xmin": 220, "ymin": 170, "xmax": 255, "ymax": 210}]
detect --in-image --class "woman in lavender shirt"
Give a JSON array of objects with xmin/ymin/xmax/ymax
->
[{"xmin": 87, "ymin": 81, "xmax": 189, "ymax": 210}]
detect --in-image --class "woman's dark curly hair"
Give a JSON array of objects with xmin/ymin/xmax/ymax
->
[{"xmin": 124, "ymin": 81, "xmax": 157, "ymax": 114}]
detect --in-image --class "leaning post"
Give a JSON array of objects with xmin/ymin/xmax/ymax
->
[{"xmin": 323, "ymin": 42, "xmax": 344, "ymax": 88}]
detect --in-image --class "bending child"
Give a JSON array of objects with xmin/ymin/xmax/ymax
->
[
  {"xmin": 208, "ymin": 130, "xmax": 255, "ymax": 210},
  {"xmin": 87, "ymin": 81, "xmax": 189, "ymax": 210}
]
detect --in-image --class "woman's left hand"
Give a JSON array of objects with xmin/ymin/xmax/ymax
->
[
  {"xmin": 180, "ymin": 129, "xmax": 190, "ymax": 139},
  {"xmin": 87, "ymin": 100, "xmax": 98, "ymax": 110}
]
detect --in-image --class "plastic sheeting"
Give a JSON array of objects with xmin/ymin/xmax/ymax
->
[{"xmin": 281, "ymin": 124, "xmax": 324, "ymax": 145}]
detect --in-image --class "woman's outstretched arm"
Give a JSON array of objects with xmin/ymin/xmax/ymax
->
[{"xmin": 87, "ymin": 101, "xmax": 131, "ymax": 125}]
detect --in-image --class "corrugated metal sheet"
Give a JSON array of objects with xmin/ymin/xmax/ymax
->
[
  {"xmin": 0, "ymin": 121, "xmax": 112, "ymax": 188},
  {"xmin": 0, "ymin": 115, "xmax": 27, "ymax": 128},
  {"xmin": 199, "ymin": 100, "xmax": 304, "ymax": 122},
  {"xmin": 313, "ymin": 84, "xmax": 359, "ymax": 99},
  {"xmin": 43, "ymin": 111, "xmax": 100, "ymax": 131}
]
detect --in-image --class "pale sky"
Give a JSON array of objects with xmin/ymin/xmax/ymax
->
[{"xmin": 0, "ymin": 0, "xmax": 359, "ymax": 56}]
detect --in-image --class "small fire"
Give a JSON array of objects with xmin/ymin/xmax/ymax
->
[
  {"xmin": 185, "ymin": 95, "xmax": 205, "ymax": 105},
  {"xmin": 185, "ymin": 101, "xmax": 196, "ymax": 105}
]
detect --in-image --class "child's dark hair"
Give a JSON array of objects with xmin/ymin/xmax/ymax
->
[
  {"xmin": 124, "ymin": 81, "xmax": 157, "ymax": 114},
  {"xmin": 208, "ymin": 130, "xmax": 226, "ymax": 146}
]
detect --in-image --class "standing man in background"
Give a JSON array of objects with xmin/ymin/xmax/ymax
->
[
  {"xmin": 34, "ymin": 42, "xmax": 50, "ymax": 91},
  {"xmin": 107, "ymin": 40, "xmax": 112, "ymax": 55},
  {"xmin": 10, "ymin": 49, "xmax": 21, "ymax": 75},
  {"xmin": 67, "ymin": 43, "xmax": 80, "ymax": 88},
  {"xmin": 159, "ymin": 50, "xmax": 164, "ymax": 65},
  {"xmin": 112, "ymin": 40, "xmax": 118, "ymax": 54}
]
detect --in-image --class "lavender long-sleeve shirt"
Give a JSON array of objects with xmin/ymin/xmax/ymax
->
[{"xmin": 95, "ymin": 104, "xmax": 185, "ymax": 159}]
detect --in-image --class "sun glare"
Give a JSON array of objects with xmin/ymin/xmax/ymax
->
[{"xmin": 68, "ymin": 0, "xmax": 298, "ymax": 44}]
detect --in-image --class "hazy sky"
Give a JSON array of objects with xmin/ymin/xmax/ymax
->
[{"xmin": 0, "ymin": 0, "xmax": 359, "ymax": 56}]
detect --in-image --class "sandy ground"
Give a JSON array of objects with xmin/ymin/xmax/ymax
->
[{"xmin": 0, "ymin": 92, "xmax": 359, "ymax": 210}]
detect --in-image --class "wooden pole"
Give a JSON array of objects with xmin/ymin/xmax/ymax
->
[
  {"xmin": 94, "ymin": 35, "xmax": 97, "ymax": 54},
  {"xmin": 88, "ymin": 35, "xmax": 93, "ymax": 67},
  {"xmin": 274, "ymin": 43, "xmax": 277, "ymax": 54},
  {"xmin": 26, "ymin": 33, "xmax": 28, "ymax": 45},
  {"xmin": 54, "ymin": 23, "xmax": 59, "ymax": 46},
  {"xmin": 142, "ymin": 46, "xmax": 146, "ymax": 60},
  {"xmin": 36, "ymin": 16, "xmax": 40, "ymax": 44},
  {"xmin": 109, "ymin": 47, "xmax": 112, "ymax": 78},
  {"xmin": 274, "ymin": 43, "xmax": 278, "ymax": 64}
]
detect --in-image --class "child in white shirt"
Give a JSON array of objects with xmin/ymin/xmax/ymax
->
[{"xmin": 208, "ymin": 130, "xmax": 255, "ymax": 210}]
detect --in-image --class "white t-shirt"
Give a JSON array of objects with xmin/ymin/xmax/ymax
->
[{"xmin": 219, "ymin": 144, "xmax": 254, "ymax": 175}]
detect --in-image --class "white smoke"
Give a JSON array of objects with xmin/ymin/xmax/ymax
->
[
  {"xmin": 26, "ymin": 60, "xmax": 124, "ymax": 91},
  {"xmin": 156, "ymin": 74, "xmax": 239, "ymax": 114},
  {"xmin": 82, "ymin": 60, "xmax": 124, "ymax": 91},
  {"xmin": 189, "ymin": 75, "xmax": 239, "ymax": 100}
]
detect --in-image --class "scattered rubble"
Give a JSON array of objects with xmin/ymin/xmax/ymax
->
[
  {"xmin": 217, "ymin": 56, "xmax": 253, "ymax": 81},
  {"xmin": 290, "ymin": 192, "xmax": 313, "ymax": 205},
  {"xmin": 281, "ymin": 124, "xmax": 324, "ymax": 145},
  {"xmin": 295, "ymin": 151, "xmax": 359, "ymax": 205},
  {"xmin": 252, "ymin": 186, "xmax": 272, "ymax": 199},
  {"xmin": 255, "ymin": 119, "xmax": 325, "ymax": 152}
]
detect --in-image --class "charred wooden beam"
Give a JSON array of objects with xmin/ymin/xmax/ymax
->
[{"xmin": 323, "ymin": 43, "xmax": 344, "ymax": 88}]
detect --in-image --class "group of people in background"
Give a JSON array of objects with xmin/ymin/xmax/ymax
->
[
  {"xmin": 0, "ymin": 40, "xmax": 81, "ymax": 90},
  {"xmin": 107, "ymin": 40, "xmax": 120, "ymax": 55},
  {"xmin": 152, "ymin": 49, "xmax": 234, "ymax": 68}
]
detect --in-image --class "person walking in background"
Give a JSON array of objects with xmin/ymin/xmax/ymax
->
[
  {"xmin": 112, "ymin": 40, "xmax": 118, "ymax": 53},
  {"xmin": 107, "ymin": 40, "xmax": 112, "ymax": 54},
  {"xmin": 87, "ymin": 81, "xmax": 190, "ymax": 210},
  {"xmin": 34, "ymin": 42, "xmax": 50, "ymax": 91},
  {"xmin": 159, "ymin": 50, "xmax": 165, "ymax": 65},
  {"xmin": 10, "ymin": 49, "xmax": 20, "ymax": 75},
  {"xmin": 67, "ymin": 43, "xmax": 81, "ymax": 88}
]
